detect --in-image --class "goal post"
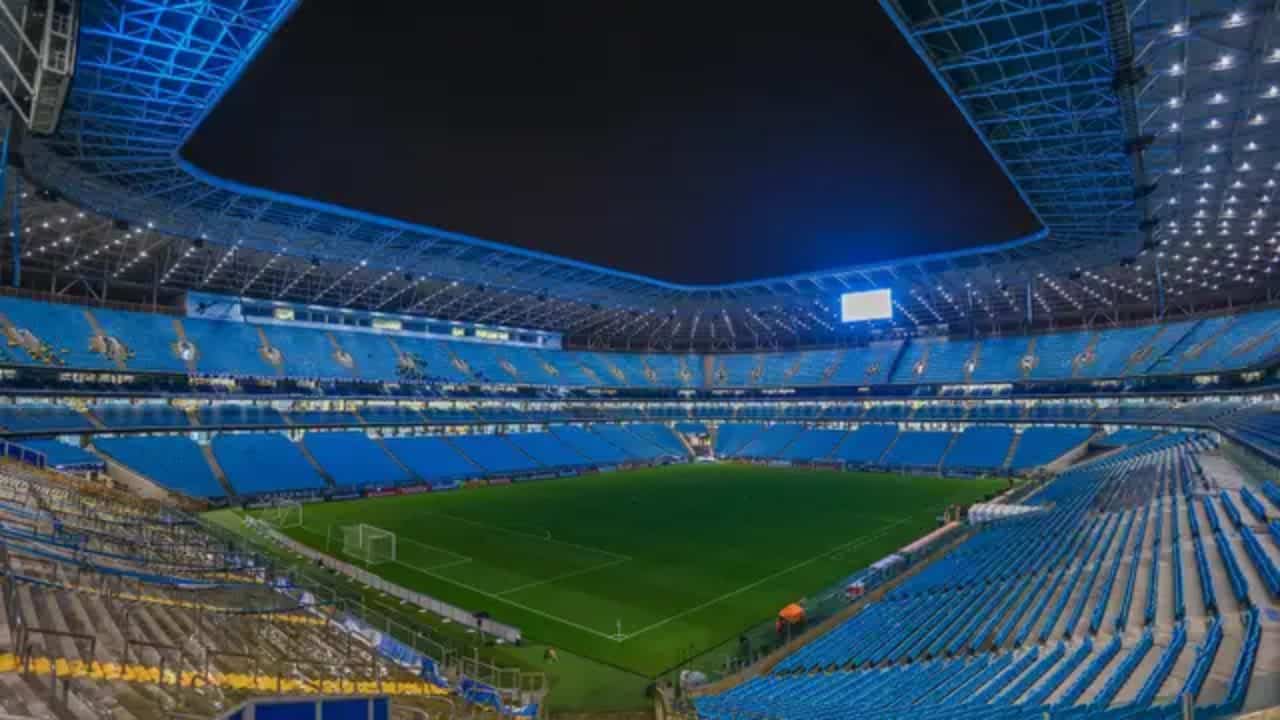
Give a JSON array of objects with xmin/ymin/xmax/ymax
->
[
  {"xmin": 264, "ymin": 500, "xmax": 303, "ymax": 529},
  {"xmin": 341, "ymin": 524, "xmax": 397, "ymax": 565}
]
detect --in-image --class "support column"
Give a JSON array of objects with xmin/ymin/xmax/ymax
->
[
  {"xmin": 0, "ymin": 111, "xmax": 15, "ymax": 288},
  {"xmin": 1154, "ymin": 258, "xmax": 1165, "ymax": 319},
  {"xmin": 8, "ymin": 174, "xmax": 18, "ymax": 289}
]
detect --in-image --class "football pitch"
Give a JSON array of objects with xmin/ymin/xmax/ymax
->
[{"xmin": 252, "ymin": 464, "xmax": 1004, "ymax": 676}]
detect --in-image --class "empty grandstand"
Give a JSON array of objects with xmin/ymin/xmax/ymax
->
[{"xmin": 0, "ymin": 0, "xmax": 1271, "ymax": 717}]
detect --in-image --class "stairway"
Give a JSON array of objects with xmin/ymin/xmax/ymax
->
[
  {"xmin": 82, "ymin": 309, "xmax": 128, "ymax": 371},
  {"xmin": 1021, "ymin": 336, "xmax": 1039, "ymax": 379},
  {"xmin": 1121, "ymin": 324, "xmax": 1168, "ymax": 376},
  {"xmin": 369, "ymin": 433, "xmax": 422, "ymax": 484},
  {"xmin": 444, "ymin": 436, "xmax": 485, "ymax": 472},
  {"xmin": 935, "ymin": 432, "xmax": 962, "ymax": 473},
  {"xmin": 875, "ymin": 429, "xmax": 903, "ymax": 467},
  {"xmin": 1173, "ymin": 319, "xmax": 1236, "ymax": 372},
  {"xmin": 294, "ymin": 438, "xmax": 337, "ymax": 488},
  {"xmin": 781, "ymin": 353, "xmax": 807, "ymax": 383},
  {"xmin": 821, "ymin": 348, "xmax": 848, "ymax": 383},
  {"xmin": 199, "ymin": 443, "xmax": 236, "ymax": 498},
  {"xmin": 81, "ymin": 406, "xmax": 106, "ymax": 430},
  {"xmin": 1002, "ymin": 432, "xmax": 1024, "ymax": 470},
  {"xmin": 171, "ymin": 317, "xmax": 199, "ymax": 373},
  {"xmin": 504, "ymin": 434, "xmax": 551, "ymax": 469},
  {"xmin": 253, "ymin": 326, "xmax": 285, "ymax": 376},
  {"xmin": 912, "ymin": 343, "xmax": 933, "ymax": 380},
  {"xmin": 964, "ymin": 341, "xmax": 983, "ymax": 383},
  {"xmin": 1071, "ymin": 332, "xmax": 1102, "ymax": 378},
  {"xmin": 324, "ymin": 332, "xmax": 357, "ymax": 377},
  {"xmin": 700, "ymin": 355, "xmax": 717, "ymax": 389}
]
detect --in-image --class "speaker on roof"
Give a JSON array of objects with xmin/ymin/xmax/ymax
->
[
  {"xmin": 113, "ymin": 219, "xmax": 130, "ymax": 231},
  {"xmin": 1119, "ymin": 257, "xmax": 1136, "ymax": 267},
  {"xmin": 310, "ymin": 256, "xmax": 320, "ymax": 266},
  {"xmin": 193, "ymin": 238, "xmax": 205, "ymax": 249},
  {"xmin": 403, "ymin": 272, "xmax": 414, "ymax": 283}
]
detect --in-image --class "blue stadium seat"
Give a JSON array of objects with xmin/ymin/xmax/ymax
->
[
  {"xmin": 181, "ymin": 317, "xmax": 279, "ymax": 376},
  {"xmin": 18, "ymin": 439, "xmax": 103, "ymax": 470},
  {"xmin": 94, "ymin": 435, "xmax": 226, "ymax": 498},
  {"xmin": 91, "ymin": 404, "xmax": 190, "ymax": 429},
  {"xmin": 90, "ymin": 307, "xmax": 188, "ymax": 373},
  {"xmin": 197, "ymin": 404, "xmax": 285, "ymax": 427},
  {"xmin": 781, "ymin": 428, "xmax": 847, "ymax": 462},
  {"xmin": 830, "ymin": 424, "xmax": 899, "ymax": 465},
  {"xmin": 942, "ymin": 426, "xmax": 1013, "ymax": 471},
  {"xmin": 212, "ymin": 433, "xmax": 328, "ymax": 495},
  {"xmin": 449, "ymin": 434, "xmax": 542, "ymax": 474},
  {"xmin": 504, "ymin": 432, "xmax": 588, "ymax": 471},
  {"xmin": 550, "ymin": 425, "xmax": 630, "ymax": 464},
  {"xmin": 0, "ymin": 404, "xmax": 94, "ymax": 433},
  {"xmin": 303, "ymin": 431, "xmax": 410, "ymax": 489},
  {"xmin": 382, "ymin": 436, "xmax": 479, "ymax": 484},
  {"xmin": 0, "ymin": 296, "xmax": 112, "ymax": 369},
  {"xmin": 1010, "ymin": 427, "xmax": 1093, "ymax": 470},
  {"xmin": 882, "ymin": 431, "xmax": 953, "ymax": 469}
]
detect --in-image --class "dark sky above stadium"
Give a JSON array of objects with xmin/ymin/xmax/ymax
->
[{"xmin": 185, "ymin": 2, "xmax": 1039, "ymax": 285}]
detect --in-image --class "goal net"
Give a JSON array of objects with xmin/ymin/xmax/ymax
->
[
  {"xmin": 264, "ymin": 500, "xmax": 303, "ymax": 529},
  {"xmin": 341, "ymin": 524, "xmax": 397, "ymax": 565}
]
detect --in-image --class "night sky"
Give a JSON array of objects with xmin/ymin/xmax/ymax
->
[{"xmin": 184, "ymin": 2, "xmax": 1039, "ymax": 285}]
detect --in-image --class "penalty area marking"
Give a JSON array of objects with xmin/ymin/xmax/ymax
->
[
  {"xmin": 495, "ymin": 556, "xmax": 633, "ymax": 597},
  {"xmin": 613, "ymin": 516, "xmax": 914, "ymax": 642}
]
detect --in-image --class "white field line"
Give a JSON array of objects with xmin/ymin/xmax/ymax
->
[
  {"xmin": 395, "ymin": 534, "xmax": 474, "ymax": 568},
  {"xmin": 299, "ymin": 522, "xmax": 626, "ymax": 640},
  {"xmin": 421, "ymin": 510, "xmax": 632, "ymax": 562},
  {"xmin": 495, "ymin": 557, "xmax": 633, "ymax": 597},
  {"xmin": 390, "ymin": 553, "xmax": 624, "ymax": 641},
  {"xmin": 616, "ymin": 516, "xmax": 913, "ymax": 642}
]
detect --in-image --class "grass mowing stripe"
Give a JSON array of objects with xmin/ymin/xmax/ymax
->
[
  {"xmin": 420, "ymin": 510, "xmax": 632, "ymax": 562},
  {"xmin": 497, "ymin": 557, "xmax": 633, "ymax": 597},
  {"xmin": 249, "ymin": 464, "xmax": 1007, "ymax": 676},
  {"xmin": 617, "ymin": 515, "xmax": 912, "ymax": 641}
]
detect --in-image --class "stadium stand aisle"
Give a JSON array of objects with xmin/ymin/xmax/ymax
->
[
  {"xmin": 942, "ymin": 426, "xmax": 1014, "ymax": 472},
  {"xmin": 449, "ymin": 433, "xmax": 542, "ymax": 474},
  {"xmin": 882, "ymin": 431, "xmax": 953, "ymax": 470},
  {"xmin": 94, "ymin": 435, "xmax": 228, "ymax": 499},
  {"xmin": 1009, "ymin": 427, "xmax": 1094, "ymax": 470},
  {"xmin": 303, "ymin": 431, "xmax": 411, "ymax": 489},
  {"xmin": 382, "ymin": 435, "xmax": 479, "ymax": 485},
  {"xmin": 90, "ymin": 307, "xmax": 189, "ymax": 373},
  {"xmin": 212, "ymin": 433, "xmax": 329, "ymax": 494},
  {"xmin": 89, "ymin": 403, "xmax": 190, "ymax": 429}
]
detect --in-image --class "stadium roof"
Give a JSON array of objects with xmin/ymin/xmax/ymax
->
[{"xmin": 8, "ymin": 0, "xmax": 1280, "ymax": 350}]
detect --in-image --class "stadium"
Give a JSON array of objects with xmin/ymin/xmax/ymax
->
[{"xmin": 0, "ymin": 0, "xmax": 1274, "ymax": 719}]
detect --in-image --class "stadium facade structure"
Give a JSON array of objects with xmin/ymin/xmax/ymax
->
[
  {"xmin": 0, "ymin": 2, "xmax": 1273, "ymax": 719},
  {"xmin": 0, "ymin": 0, "xmax": 1273, "ymax": 351}
]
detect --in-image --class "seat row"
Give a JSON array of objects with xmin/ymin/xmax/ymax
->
[{"xmin": 1, "ymin": 295, "xmax": 1277, "ymax": 388}]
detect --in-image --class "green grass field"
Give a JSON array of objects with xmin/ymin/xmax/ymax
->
[{"xmin": 244, "ymin": 464, "xmax": 1003, "ymax": 678}]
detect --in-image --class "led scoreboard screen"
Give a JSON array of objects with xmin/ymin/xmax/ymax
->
[{"xmin": 840, "ymin": 289, "xmax": 892, "ymax": 323}]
